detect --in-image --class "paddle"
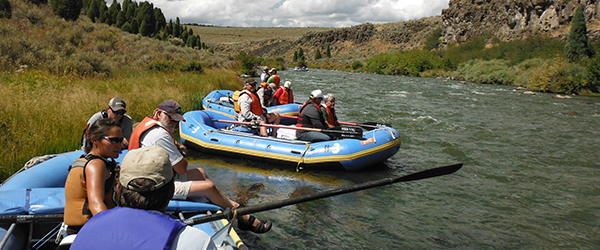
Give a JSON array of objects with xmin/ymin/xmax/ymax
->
[
  {"xmin": 279, "ymin": 114, "xmax": 390, "ymax": 129},
  {"xmin": 184, "ymin": 163, "xmax": 463, "ymax": 225},
  {"xmin": 212, "ymin": 119, "xmax": 363, "ymax": 139}
]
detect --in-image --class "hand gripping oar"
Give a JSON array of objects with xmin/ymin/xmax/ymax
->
[
  {"xmin": 212, "ymin": 119, "xmax": 363, "ymax": 139},
  {"xmin": 184, "ymin": 163, "xmax": 463, "ymax": 225}
]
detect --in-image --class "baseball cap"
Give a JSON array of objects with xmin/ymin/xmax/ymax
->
[
  {"xmin": 244, "ymin": 78, "xmax": 257, "ymax": 86},
  {"xmin": 310, "ymin": 89, "xmax": 323, "ymax": 99},
  {"xmin": 284, "ymin": 81, "xmax": 291, "ymax": 88},
  {"xmin": 158, "ymin": 100, "xmax": 185, "ymax": 122},
  {"xmin": 269, "ymin": 68, "xmax": 277, "ymax": 73},
  {"xmin": 108, "ymin": 97, "xmax": 126, "ymax": 112},
  {"xmin": 269, "ymin": 83, "xmax": 276, "ymax": 90},
  {"xmin": 119, "ymin": 146, "xmax": 173, "ymax": 192}
]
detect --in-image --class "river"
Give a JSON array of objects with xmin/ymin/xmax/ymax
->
[{"xmin": 186, "ymin": 69, "xmax": 600, "ymax": 249}]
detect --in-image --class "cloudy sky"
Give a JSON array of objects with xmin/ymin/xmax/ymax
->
[{"xmin": 142, "ymin": 0, "xmax": 450, "ymax": 27}]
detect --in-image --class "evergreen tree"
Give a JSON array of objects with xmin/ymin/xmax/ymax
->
[
  {"xmin": 587, "ymin": 55, "xmax": 600, "ymax": 93},
  {"xmin": 136, "ymin": 2, "xmax": 155, "ymax": 36},
  {"xmin": 181, "ymin": 29, "xmax": 188, "ymax": 44},
  {"xmin": 0, "ymin": 0, "xmax": 11, "ymax": 19},
  {"xmin": 326, "ymin": 44, "xmax": 331, "ymax": 58},
  {"xmin": 121, "ymin": 22, "xmax": 132, "ymax": 32},
  {"xmin": 174, "ymin": 17, "xmax": 182, "ymax": 38},
  {"xmin": 130, "ymin": 18, "xmax": 139, "ymax": 34},
  {"xmin": 116, "ymin": 10, "xmax": 125, "ymax": 28},
  {"xmin": 298, "ymin": 47, "xmax": 305, "ymax": 61},
  {"xmin": 314, "ymin": 48, "xmax": 321, "ymax": 60},
  {"xmin": 293, "ymin": 51, "xmax": 298, "ymax": 62},
  {"xmin": 108, "ymin": 0, "xmax": 120, "ymax": 26},
  {"xmin": 154, "ymin": 8, "xmax": 166, "ymax": 34},
  {"xmin": 166, "ymin": 19, "xmax": 173, "ymax": 36},
  {"xmin": 87, "ymin": 0, "xmax": 100, "ymax": 22},
  {"xmin": 50, "ymin": 0, "xmax": 82, "ymax": 21},
  {"xmin": 139, "ymin": 20, "xmax": 150, "ymax": 37},
  {"xmin": 565, "ymin": 7, "xmax": 592, "ymax": 62},
  {"xmin": 195, "ymin": 35, "xmax": 201, "ymax": 49}
]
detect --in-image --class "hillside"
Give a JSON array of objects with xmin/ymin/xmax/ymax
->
[{"xmin": 186, "ymin": 1, "xmax": 600, "ymax": 67}]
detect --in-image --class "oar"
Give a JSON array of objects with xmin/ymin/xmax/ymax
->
[
  {"xmin": 212, "ymin": 119, "xmax": 363, "ymax": 139},
  {"xmin": 279, "ymin": 115, "xmax": 390, "ymax": 129},
  {"xmin": 184, "ymin": 163, "xmax": 463, "ymax": 225}
]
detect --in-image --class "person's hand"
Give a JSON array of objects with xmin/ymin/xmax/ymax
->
[
  {"xmin": 251, "ymin": 118, "xmax": 260, "ymax": 127},
  {"xmin": 176, "ymin": 142, "xmax": 187, "ymax": 157}
]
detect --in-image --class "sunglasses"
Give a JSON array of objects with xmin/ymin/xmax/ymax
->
[
  {"xmin": 103, "ymin": 136, "xmax": 124, "ymax": 144},
  {"xmin": 110, "ymin": 107, "xmax": 126, "ymax": 115},
  {"xmin": 164, "ymin": 112, "xmax": 177, "ymax": 122}
]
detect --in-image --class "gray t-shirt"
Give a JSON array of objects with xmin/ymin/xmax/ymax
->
[
  {"xmin": 139, "ymin": 124, "xmax": 184, "ymax": 167},
  {"xmin": 237, "ymin": 93, "xmax": 264, "ymax": 122}
]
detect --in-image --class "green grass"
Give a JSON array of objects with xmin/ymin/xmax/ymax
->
[{"xmin": 0, "ymin": 69, "xmax": 241, "ymax": 182}]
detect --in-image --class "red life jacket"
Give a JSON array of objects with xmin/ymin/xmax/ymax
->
[
  {"xmin": 128, "ymin": 116, "xmax": 177, "ymax": 150},
  {"xmin": 271, "ymin": 75, "xmax": 281, "ymax": 88}
]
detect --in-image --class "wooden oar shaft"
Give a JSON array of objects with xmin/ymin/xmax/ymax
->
[{"xmin": 184, "ymin": 163, "xmax": 463, "ymax": 225}]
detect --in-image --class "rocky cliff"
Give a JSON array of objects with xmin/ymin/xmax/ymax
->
[{"xmin": 442, "ymin": 0, "xmax": 600, "ymax": 46}]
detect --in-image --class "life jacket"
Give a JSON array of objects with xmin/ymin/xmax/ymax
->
[
  {"xmin": 278, "ymin": 87, "xmax": 293, "ymax": 104},
  {"xmin": 128, "ymin": 116, "xmax": 177, "ymax": 150},
  {"xmin": 237, "ymin": 90, "xmax": 263, "ymax": 116},
  {"xmin": 232, "ymin": 90, "xmax": 243, "ymax": 112},
  {"xmin": 70, "ymin": 207, "xmax": 187, "ymax": 250},
  {"xmin": 297, "ymin": 101, "xmax": 324, "ymax": 128},
  {"xmin": 64, "ymin": 154, "xmax": 118, "ymax": 227},
  {"xmin": 322, "ymin": 105, "xmax": 338, "ymax": 127},
  {"xmin": 270, "ymin": 75, "xmax": 281, "ymax": 88}
]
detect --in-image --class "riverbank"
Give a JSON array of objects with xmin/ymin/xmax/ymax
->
[{"xmin": 0, "ymin": 69, "xmax": 240, "ymax": 181}]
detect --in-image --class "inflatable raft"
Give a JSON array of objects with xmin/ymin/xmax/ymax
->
[
  {"xmin": 180, "ymin": 110, "xmax": 402, "ymax": 171},
  {"xmin": 202, "ymin": 90, "xmax": 301, "ymax": 125},
  {"xmin": 0, "ymin": 150, "xmax": 243, "ymax": 250}
]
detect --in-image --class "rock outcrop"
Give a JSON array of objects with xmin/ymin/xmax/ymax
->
[{"xmin": 441, "ymin": 0, "xmax": 600, "ymax": 46}]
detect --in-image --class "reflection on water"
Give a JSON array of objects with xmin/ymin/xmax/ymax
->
[{"xmin": 186, "ymin": 69, "xmax": 600, "ymax": 249}]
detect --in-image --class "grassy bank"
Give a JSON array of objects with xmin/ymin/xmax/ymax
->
[{"xmin": 0, "ymin": 69, "xmax": 241, "ymax": 181}]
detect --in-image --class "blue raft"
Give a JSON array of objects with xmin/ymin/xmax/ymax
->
[
  {"xmin": 202, "ymin": 89, "xmax": 301, "ymax": 125},
  {"xmin": 180, "ymin": 109, "xmax": 402, "ymax": 171},
  {"xmin": 0, "ymin": 150, "xmax": 243, "ymax": 250}
]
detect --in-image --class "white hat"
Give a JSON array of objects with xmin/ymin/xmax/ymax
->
[
  {"xmin": 284, "ymin": 81, "xmax": 291, "ymax": 88},
  {"xmin": 269, "ymin": 68, "xmax": 277, "ymax": 73},
  {"xmin": 310, "ymin": 89, "xmax": 323, "ymax": 99}
]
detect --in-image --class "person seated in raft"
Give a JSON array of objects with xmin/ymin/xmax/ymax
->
[
  {"xmin": 321, "ymin": 93, "xmax": 341, "ymax": 128},
  {"xmin": 237, "ymin": 78, "xmax": 280, "ymax": 137},
  {"xmin": 64, "ymin": 118, "xmax": 123, "ymax": 234},
  {"xmin": 70, "ymin": 146, "xmax": 217, "ymax": 250},
  {"xmin": 82, "ymin": 97, "xmax": 133, "ymax": 150},
  {"xmin": 257, "ymin": 80, "xmax": 275, "ymax": 108},
  {"xmin": 296, "ymin": 90, "xmax": 332, "ymax": 142},
  {"xmin": 260, "ymin": 66, "xmax": 270, "ymax": 83},
  {"xmin": 273, "ymin": 81, "xmax": 294, "ymax": 105},
  {"xmin": 129, "ymin": 99, "xmax": 272, "ymax": 234}
]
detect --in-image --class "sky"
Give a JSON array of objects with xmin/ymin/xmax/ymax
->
[{"xmin": 141, "ymin": 0, "xmax": 450, "ymax": 28}]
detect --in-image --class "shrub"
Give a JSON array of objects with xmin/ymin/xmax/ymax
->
[
  {"xmin": 527, "ymin": 58, "xmax": 588, "ymax": 94},
  {"xmin": 351, "ymin": 61, "xmax": 363, "ymax": 70},
  {"xmin": 180, "ymin": 61, "xmax": 203, "ymax": 73},
  {"xmin": 458, "ymin": 59, "xmax": 515, "ymax": 85},
  {"xmin": 587, "ymin": 55, "xmax": 600, "ymax": 92}
]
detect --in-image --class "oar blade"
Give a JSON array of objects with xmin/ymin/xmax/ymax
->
[{"xmin": 397, "ymin": 163, "xmax": 463, "ymax": 182}]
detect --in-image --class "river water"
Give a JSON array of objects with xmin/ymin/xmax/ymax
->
[{"xmin": 187, "ymin": 69, "xmax": 600, "ymax": 249}]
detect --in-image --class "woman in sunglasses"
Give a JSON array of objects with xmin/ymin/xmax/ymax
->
[{"xmin": 64, "ymin": 118, "xmax": 123, "ymax": 234}]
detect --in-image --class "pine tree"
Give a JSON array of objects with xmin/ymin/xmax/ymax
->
[
  {"xmin": 154, "ymin": 8, "xmax": 166, "ymax": 34},
  {"xmin": 50, "ymin": 0, "xmax": 82, "ymax": 21},
  {"xmin": 87, "ymin": 0, "xmax": 100, "ymax": 22},
  {"xmin": 315, "ymin": 48, "xmax": 321, "ymax": 60},
  {"xmin": 0, "ymin": 0, "xmax": 11, "ymax": 19},
  {"xmin": 298, "ymin": 47, "xmax": 305, "ymax": 61},
  {"xmin": 293, "ymin": 51, "xmax": 298, "ymax": 62},
  {"xmin": 565, "ymin": 7, "xmax": 592, "ymax": 62},
  {"xmin": 116, "ymin": 10, "xmax": 125, "ymax": 28},
  {"xmin": 326, "ymin": 44, "xmax": 331, "ymax": 58}
]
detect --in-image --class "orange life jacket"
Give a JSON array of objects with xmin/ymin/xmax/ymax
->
[
  {"xmin": 128, "ymin": 116, "xmax": 177, "ymax": 150},
  {"xmin": 239, "ymin": 90, "xmax": 263, "ymax": 116},
  {"xmin": 271, "ymin": 75, "xmax": 280, "ymax": 88},
  {"xmin": 278, "ymin": 87, "xmax": 293, "ymax": 104},
  {"xmin": 323, "ymin": 105, "xmax": 338, "ymax": 127}
]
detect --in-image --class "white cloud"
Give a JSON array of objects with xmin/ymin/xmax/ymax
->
[{"xmin": 142, "ymin": 0, "xmax": 449, "ymax": 27}]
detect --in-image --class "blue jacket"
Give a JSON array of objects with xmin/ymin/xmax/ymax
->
[{"xmin": 71, "ymin": 207, "xmax": 187, "ymax": 250}]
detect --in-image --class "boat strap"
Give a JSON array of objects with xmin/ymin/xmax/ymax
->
[{"xmin": 296, "ymin": 143, "xmax": 311, "ymax": 172}]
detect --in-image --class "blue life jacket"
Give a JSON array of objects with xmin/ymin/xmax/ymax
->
[{"xmin": 71, "ymin": 207, "xmax": 187, "ymax": 250}]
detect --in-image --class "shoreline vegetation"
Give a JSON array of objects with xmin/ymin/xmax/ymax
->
[{"xmin": 1, "ymin": 0, "xmax": 599, "ymax": 180}]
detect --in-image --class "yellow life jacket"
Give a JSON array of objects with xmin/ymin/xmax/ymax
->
[{"xmin": 232, "ymin": 90, "xmax": 243, "ymax": 112}]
